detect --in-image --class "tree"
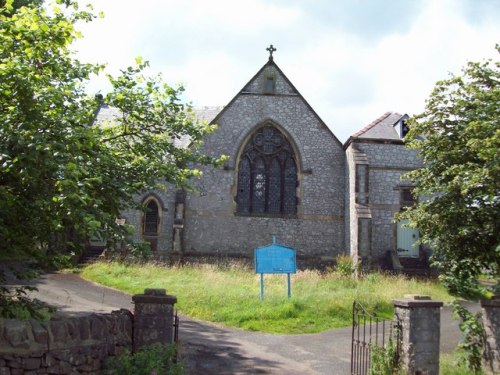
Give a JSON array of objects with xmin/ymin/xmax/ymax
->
[
  {"xmin": 401, "ymin": 47, "xmax": 500, "ymax": 298},
  {"xmin": 0, "ymin": 0, "xmax": 222, "ymax": 265},
  {"xmin": 0, "ymin": 0, "xmax": 44, "ymax": 15}
]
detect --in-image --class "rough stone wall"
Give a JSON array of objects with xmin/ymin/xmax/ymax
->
[
  {"xmin": 0, "ymin": 310, "xmax": 132, "ymax": 375},
  {"xmin": 353, "ymin": 142, "xmax": 421, "ymax": 262},
  {"xmin": 393, "ymin": 296, "xmax": 443, "ymax": 375},
  {"xmin": 132, "ymin": 289, "xmax": 177, "ymax": 352},
  {"xmin": 482, "ymin": 297, "xmax": 500, "ymax": 374},
  {"xmin": 121, "ymin": 189, "xmax": 176, "ymax": 259},
  {"xmin": 184, "ymin": 62, "xmax": 346, "ymax": 262}
]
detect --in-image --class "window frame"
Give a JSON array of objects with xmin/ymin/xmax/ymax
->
[
  {"xmin": 142, "ymin": 197, "xmax": 161, "ymax": 237},
  {"xmin": 235, "ymin": 125, "xmax": 298, "ymax": 218}
]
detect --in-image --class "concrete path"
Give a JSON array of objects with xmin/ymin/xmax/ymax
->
[{"xmin": 6, "ymin": 271, "xmax": 477, "ymax": 375}]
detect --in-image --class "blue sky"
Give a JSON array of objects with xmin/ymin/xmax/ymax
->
[{"xmin": 75, "ymin": 0, "xmax": 499, "ymax": 143}]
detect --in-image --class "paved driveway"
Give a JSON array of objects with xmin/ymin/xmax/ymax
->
[{"xmin": 7, "ymin": 271, "xmax": 476, "ymax": 375}]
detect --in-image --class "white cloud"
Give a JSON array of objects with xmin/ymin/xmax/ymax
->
[{"xmin": 74, "ymin": 0, "xmax": 499, "ymax": 142}]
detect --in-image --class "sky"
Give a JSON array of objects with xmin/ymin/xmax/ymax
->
[{"xmin": 74, "ymin": 0, "xmax": 500, "ymax": 143}]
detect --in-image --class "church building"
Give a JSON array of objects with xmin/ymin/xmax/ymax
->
[{"xmin": 100, "ymin": 47, "xmax": 426, "ymax": 270}]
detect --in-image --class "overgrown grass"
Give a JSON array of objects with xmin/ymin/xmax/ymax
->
[
  {"xmin": 81, "ymin": 261, "xmax": 453, "ymax": 334},
  {"xmin": 440, "ymin": 353, "xmax": 485, "ymax": 375}
]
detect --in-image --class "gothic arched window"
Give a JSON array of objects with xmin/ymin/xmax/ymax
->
[
  {"xmin": 236, "ymin": 126, "xmax": 297, "ymax": 216},
  {"xmin": 143, "ymin": 199, "xmax": 159, "ymax": 236}
]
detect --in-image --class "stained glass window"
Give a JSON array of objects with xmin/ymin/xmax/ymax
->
[
  {"xmin": 236, "ymin": 125, "xmax": 297, "ymax": 216},
  {"xmin": 237, "ymin": 158, "xmax": 251, "ymax": 214},
  {"xmin": 268, "ymin": 158, "xmax": 282, "ymax": 214},
  {"xmin": 252, "ymin": 157, "xmax": 266, "ymax": 213},
  {"xmin": 283, "ymin": 157, "xmax": 297, "ymax": 215}
]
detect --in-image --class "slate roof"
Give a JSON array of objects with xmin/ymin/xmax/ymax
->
[
  {"xmin": 192, "ymin": 106, "xmax": 224, "ymax": 124},
  {"xmin": 352, "ymin": 111, "xmax": 404, "ymax": 140},
  {"xmin": 94, "ymin": 105, "xmax": 224, "ymax": 149}
]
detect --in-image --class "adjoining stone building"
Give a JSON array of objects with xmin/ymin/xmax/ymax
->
[
  {"xmin": 98, "ymin": 49, "xmax": 424, "ymax": 270},
  {"xmin": 344, "ymin": 112, "xmax": 425, "ymax": 269}
]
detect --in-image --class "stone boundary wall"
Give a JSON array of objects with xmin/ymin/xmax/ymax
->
[
  {"xmin": 482, "ymin": 297, "xmax": 500, "ymax": 374},
  {"xmin": 0, "ymin": 309, "xmax": 133, "ymax": 375}
]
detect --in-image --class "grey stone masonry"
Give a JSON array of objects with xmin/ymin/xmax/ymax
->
[
  {"xmin": 132, "ymin": 288, "xmax": 177, "ymax": 352},
  {"xmin": 482, "ymin": 297, "xmax": 500, "ymax": 374},
  {"xmin": 0, "ymin": 309, "xmax": 133, "ymax": 374},
  {"xmin": 183, "ymin": 60, "xmax": 346, "ymax": 262},
  {"xmin": 393, "ymin": 295, "xmax": 443, "ymax": 375}
]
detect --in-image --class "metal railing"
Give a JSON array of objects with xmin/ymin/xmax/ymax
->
[{"xmin": 350, "ymin": 301, "xmax": 400, "ymax": 375}]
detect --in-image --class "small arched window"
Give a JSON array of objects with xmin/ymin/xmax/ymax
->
[
  {"xmin": 236, "ymin": 125, "xmax": 297, "ymax": 216},
  {"xmin": 143, "ymin": 199, "xmax": 159, "ymax": 236}
]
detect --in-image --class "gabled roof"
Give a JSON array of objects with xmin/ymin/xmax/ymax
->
[
  {"xmin": 353, "ymin": 111, "xmax": 403, "ymax": 139},
  {"xmin": 210, "ymin": 58, "xmax": 343, "ymax": 147},
  {"xmin": 344, "ymin": 111, "xmax": 406, "ymax": 149},
  {"xmin": 192, "ymin": 106, "xmax": 224, "ymax": 124}
]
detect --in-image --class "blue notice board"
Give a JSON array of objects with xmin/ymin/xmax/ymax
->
[
  {"xmin": 254, "ymin": 237, "xmax": 296, "ymax": 299},
  {"xmin": 255, "ymin": 244, "xmax": 297, "ymax": 274}
]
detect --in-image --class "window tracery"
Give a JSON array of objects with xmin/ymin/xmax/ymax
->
[{"xmin": 236, "ymin": 126, "xmax": 297, "ymax": 216}]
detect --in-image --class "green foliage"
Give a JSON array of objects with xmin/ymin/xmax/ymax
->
[
  {"xmin": 0, "ymin": 263, "xmax": 54, "ymax": 320},
  {"xmin": 334, "ymin": 254, "xmax": 357, "ymax": 277},
  {"xmin": 82, "ymin": 261, "xmax": 453, "ymax": 334},
  {"xmin": 400, "ymin": 46, "xmax": 500, "ymax": 298},
  {"xmin": 105, "ymin": 343, "xmax": 185, "ymax": 375},
  {"xmin": 0, "ymin": 0, "xmax": 223, "ymax": 262},
  {"xmin": 0, "ymin": 0, "xmax": 223, "ymax": 318},
  {"xmin": 0, "ymin": 0, "xmax": 44, "ymax": 16},
  {"xmin": 0, "ymin": 284, "xmax": 54, "ymax": 320},
  {"xmin": 441, "ymin": 352, "xmax": 486, "ymax": 375},
  {"xmin": 452, "ymin": 301, "xmax": 485, "ymax": 374},
  {"xmin": 369, "ymin": 336, "xmax": 402, "ymax": 375}
]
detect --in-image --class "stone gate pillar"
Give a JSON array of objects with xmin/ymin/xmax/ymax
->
[
  {"xmin": 393, "ymin": 295, "xmax": 443, "ymax": 375},
  {"xmin": 132, "ymin": 288, "xmax": 177, "ymax": 352},
  {"xmin": 482, "ymin": 296, "xmax": 500, "ymax": 374}
]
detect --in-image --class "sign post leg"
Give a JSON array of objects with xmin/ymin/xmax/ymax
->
[
  {"xmin": 287, "ymin": 273, "xmax": 291, "ymax": 298},
  {"xmin": 260, "ymin": 273, "xmax": 264, "ymax": 300}
]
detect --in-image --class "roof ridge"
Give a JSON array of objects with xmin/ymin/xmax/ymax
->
[{"xmin": 352, "ymin": 112, "xmax": 393, "ymax": 137}]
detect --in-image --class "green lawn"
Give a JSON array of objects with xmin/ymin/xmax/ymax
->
[{"xmin": 81, "ymin": 261, "xmax": 453, "ymax": 334}]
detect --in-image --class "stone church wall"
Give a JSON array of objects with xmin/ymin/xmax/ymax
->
[
  {"xmin": 121, "ymin": 189, "xmax": 176, "ymax": 259},
  {"xmin": 354, "ymin": 142, "xmax": 421, "ymax": 263},
  {"xmin": 110, "ymin": 61, "xmax": 425, "ymax": 268},
  {"xmin": 184, "ymin": 74, "xmax": 346, "ymax": 263}
]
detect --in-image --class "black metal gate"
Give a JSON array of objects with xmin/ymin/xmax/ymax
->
[
  {"xmin": 350, "ymin": 301, "xmax": 400, "ymax": 375},
  {"xmin": 173, "ymin": 310, "xmax": 179, "ymax": 343}
]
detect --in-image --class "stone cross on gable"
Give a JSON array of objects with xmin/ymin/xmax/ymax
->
[{"xmin": 266, "ymin": 44, "xmax": 277, "ymax": 60}]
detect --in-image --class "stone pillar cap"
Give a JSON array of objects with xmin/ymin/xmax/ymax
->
[
  {"xmin": 393, "ymin": 295, "xmax": 443, "ymax": 308},
  {"xmin": 403, "ymin": 294, "xmax": 431, "ymax": 300},
  {"xmin": 132, "ymin": 288, "xmax": 177, "ymax": 304},
  {"xmin": 145, "ymin": 288, "xmax": 166, "ymax": 296}
]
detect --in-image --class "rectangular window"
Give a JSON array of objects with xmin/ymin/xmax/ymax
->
[
  {"xmin": 400, "ymin": 188, "xmax": 415, "ymax": 209},
  {"xmin": 355, "ymin": 164, "xmax": 369, "ymax": 204}
]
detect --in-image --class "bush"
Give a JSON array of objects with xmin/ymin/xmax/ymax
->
[
  {"xmin": 453, "ymin": 300, "xmax": 485, "ymax": 374},
  {"xmin": 105, "ymin": 343, "xmax": 185, "ymax": 375},
  {"xmin": 335, "ymin": 254, "xmax": 356, "ymax": 277},
  {"xmin": 369, "ymin": 336, "xmax": 402, "ymax": 375}
]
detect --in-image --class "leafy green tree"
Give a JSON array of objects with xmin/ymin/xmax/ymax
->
[
  {"xmin": 0, "ymin": 0, "xmax": 222, "ymax": 266},
  {"xmin": 0, "ymin": 0, "xmax": 44, "ymax": 15},
  {"xmin": 401, "ymin": 47, "xmax": 500, "ymax": 298}
]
